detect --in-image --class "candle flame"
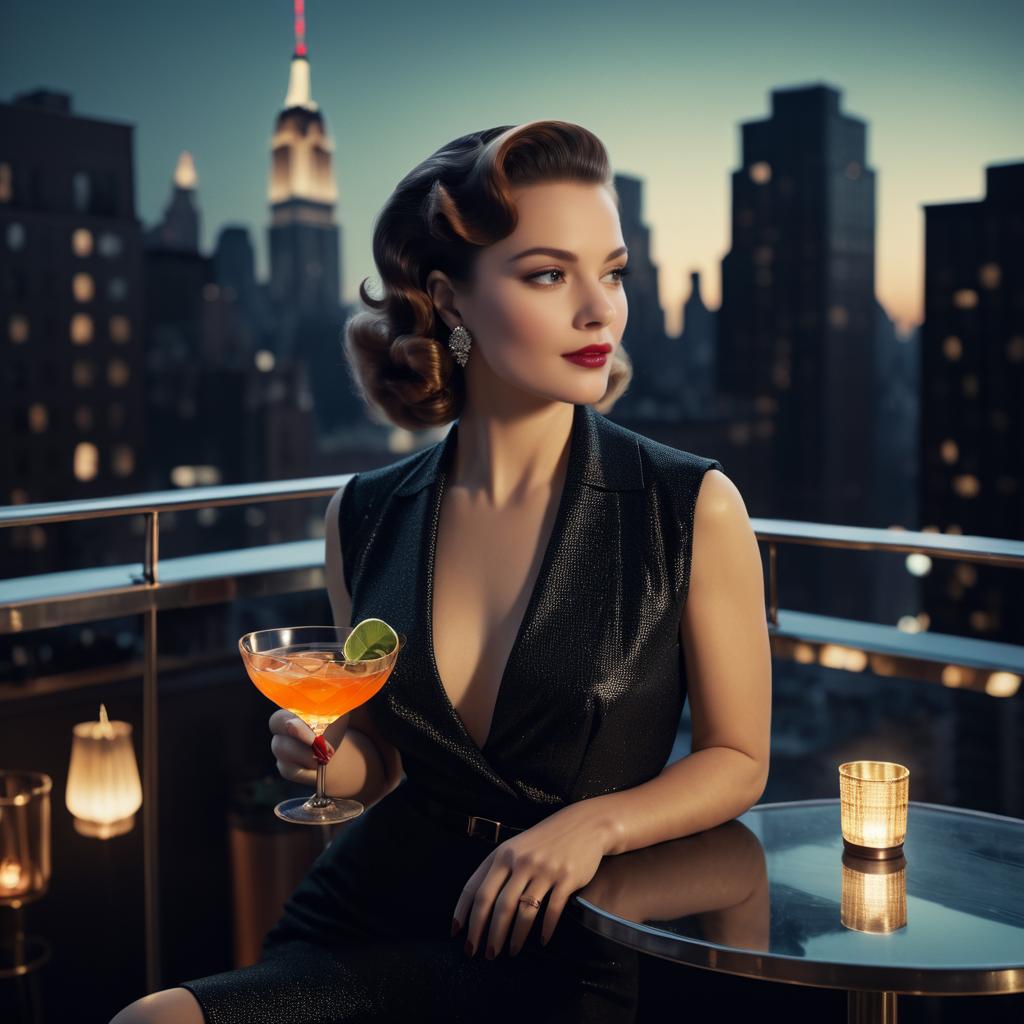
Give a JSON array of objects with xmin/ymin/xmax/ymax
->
[
  {"xmin": 97, "ymin": 702, "xmax": 114, "ymax": 739},
  {"xmin": 0, "ymin": 858, "xmax": 23, "ymax": 889}
]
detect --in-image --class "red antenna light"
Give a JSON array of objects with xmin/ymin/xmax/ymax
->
[{"xmin": 294, "ymin": 0, "xmax": 307, "ymax": 57}]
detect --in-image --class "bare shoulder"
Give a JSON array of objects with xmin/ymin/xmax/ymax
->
[
  {"xmin": 694, "ymin": 468, "xmax": 750, "ymax": 531},
  {"xmin": 690, "ymin": 469, "xmax": 762, "ymax": 593}
]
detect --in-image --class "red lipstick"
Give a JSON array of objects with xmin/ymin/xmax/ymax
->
[{"xmin": 562, "ymin": 343, "xmax": 611, "ymax": 368}]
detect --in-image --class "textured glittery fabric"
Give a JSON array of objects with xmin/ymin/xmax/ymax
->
[{"xmin": 179, "ymin": 402, "xmax": 722, "ymax": 1023}]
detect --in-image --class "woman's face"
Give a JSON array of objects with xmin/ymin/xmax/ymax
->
[{"xmin": 435, "ymin": 180, "xmax": 629, "ymax": 409}]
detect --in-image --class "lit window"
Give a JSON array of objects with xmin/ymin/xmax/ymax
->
[
  {"xmin": 28, "ymin": 404, "xmax": 48, "ymax": 433},
  {"xmin": 171, "ymin": 466, "xmax": 197, "ymax": 487},
  {"xmin": 952, "ymin": 474, "xmax": 980, "ymax": 498},
  {"xmin": 9, "ymin": 314, "xmax": 29, "ymax": 344},
  {"xmin": 905, "ymin": 553, "xmax": 932, "ymax": 577},
  {"xmin": 962, "ymin": 374, "xmax": 979, "ymax": 399},
  {"xmin": 953, "ymin": 289, "xmax": 978, "ymax": 309},
  {"xmin": 29, "ymin": 527, "xmax": 46, "ymax": 551},
  {"xmin": 109, "ymin": 315, "xmax": 131, "ymax": 343},
  {"xmin": 844, "ymin": 161, "xmax": 862, "ymax": 180},
  {"xmin": 108, "ymin": 277, "xmax": 128, "ymax": 301},
  {"xmin": 255, "ymin": 350, "xmax": 275, "ymax": 372},
  {"xmin": 72, "ymin": 228, "xmax": 93, "ymax": 257},
  {"xmin": 72, "ymin": 272, "xmax": 95, "ymax": 302},
  {"xmin": 977, "ymin": 263, "xmax": 1001, "ymax": 289},
  {"xmin": 9, "ymin": 489, "xmax": 29, "ymax": 504},
  {"xmin": 70, "ymin": 313, "xmax": 93, "ymax": 345},
  {"xmin": 955, "ymin": 563, "xmax": 977, "ymax": 587},
  {"xmin": 73, "ymin": 442, "xmax": 99, "ymax": 481},
  {"xmin": 828, "ymin": 305, "xmax": 849, "ymax": 329},
  {"xmin": 0, "ymin": 161, "xmax": 11, "ymax": 203},
  {"xmin": 107, "ymin": 358, "xmax": 130, "ymax": 387},
  {"xmin": 939, "ymin": 439, "xmax": 958, "ymax": 464},
  {"xmin": 942, "ymin": 335, "xmax": 962, "ymax": 361},
  {"xmin": 74, "ymin": 406, "xmax": 93, "ymax": 431},
  {"xmin": 6, "ymin": 222, "xmax": 25, "ymax": 250},
  {"xmin": 753, "ymin": 246, "xmax": 773, "ymax": 266},
  {"xmin": 1007, "ymin": 336, "xmax": 1024, "ymax": 362},
  {"xmin": 72, "ymin": 358, "xmax": 95, "ymax": 388},
  {"xmin": 112, "ymin": 444, "xmax": 134, "ymax": 477},
  {"xmin": 970, "ymin": 611, "xmax": 995, "ymax": 633},
  {"xmin": 749, "ymin": 162, "xmax": 771, "ymax": 184}
]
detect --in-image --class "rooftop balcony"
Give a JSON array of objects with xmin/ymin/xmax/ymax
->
[{"xmin": 1, "ymin": 481, "xmax": 1022, "ymax": 1022}]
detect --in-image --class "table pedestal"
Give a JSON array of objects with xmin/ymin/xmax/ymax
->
[{"xmin": 848, "ymin": 989, "xmax": 897, "ymax": 1023}]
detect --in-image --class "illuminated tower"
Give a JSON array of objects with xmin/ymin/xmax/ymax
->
[
  {"xmin": 267, "ymin": 0, "xmax": 341, "ymax": 327},
  {"xmin": 145, "ymin": 151, "xmax": 200, "ymax": 251}
]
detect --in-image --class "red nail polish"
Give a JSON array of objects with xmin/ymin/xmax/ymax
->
[
  {"xmin": 312, "ymin": 736, "xmax": 334, "ymax": 764},
  {"xmin": 485, "ymin": 945, "xmax": 495, "ymax": 960},
  {"xmin": 450, "ymin": 918, "xmax": 460, "ymax": 938},
  {"xmin": 464, "ymin": 939, "xmax": 474, "ymax": 956}
]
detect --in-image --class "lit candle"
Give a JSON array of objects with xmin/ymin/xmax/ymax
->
[
  {"xmin": 838, "ymin": 760, "xmax": 909, "ymax": 859},
  {"xmin": 0, "ymin": 770, "xmax": 51, "ymax": 907},
  {"xmin": 0, "ymin": 857, "xmax": 26, "ymax": 899},
  {"xmin": 65, "ymin": 703, "xmax": 143, "ymax": 839}
]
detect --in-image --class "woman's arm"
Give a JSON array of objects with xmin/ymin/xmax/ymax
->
[
  {"xmin": 571, "ymin": 469, "xmax": 772, "ymax": 856},
  {"xmin": 316, "ymin": 482, "xmax": 405, "ymax": 808}
]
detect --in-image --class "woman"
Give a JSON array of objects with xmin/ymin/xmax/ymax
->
[{"xmin": 112, "ymin": 120, "xmax": 771, "ymax": 1024}]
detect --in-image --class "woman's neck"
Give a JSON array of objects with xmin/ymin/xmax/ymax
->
[{"xmin": 449, "ymin": 400, "xmax": 574, "ymax": 507}]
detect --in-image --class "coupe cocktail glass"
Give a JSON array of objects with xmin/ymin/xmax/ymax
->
[{"xmin": 239, "ymin": 625, "xmax": 405, "ymax": 825}]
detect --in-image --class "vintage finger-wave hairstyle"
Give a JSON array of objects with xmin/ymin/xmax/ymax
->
[{"xmin": 343, "ymin": 119, "xmax": 633, "ymax": 429}]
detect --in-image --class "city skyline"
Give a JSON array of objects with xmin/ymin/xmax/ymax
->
[{"xmin": 3, "ymin": 0, "xmax": 1021, "ymax": 337}]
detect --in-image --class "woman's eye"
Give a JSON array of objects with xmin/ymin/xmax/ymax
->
[
  {"xmin": 526, "ymin": 266, "xmax": 631, "ymax": 286},
  {"xmin": 528, "ymin": 269, "xmax": 565, "ymax": 285}
]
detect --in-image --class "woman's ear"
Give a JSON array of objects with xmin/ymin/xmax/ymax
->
[{"xmin": 425, "ymin": 269, "xmax": 462, "ymax": 333}]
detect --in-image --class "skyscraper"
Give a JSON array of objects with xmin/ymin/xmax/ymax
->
[
  {"xmin": 266, "ymin": 10, "xmax": 342, "ymax": 335},
  {"xmin": 920, "ymin": 162, "xmax": 1024, "ymax": 645},
  {"xmin": 718, "ymin": 84, "xmax": 877, "ymax": 529},
  {"xmin": 0, "ymin": 88, "xmax": 146, "ymax": 575}
]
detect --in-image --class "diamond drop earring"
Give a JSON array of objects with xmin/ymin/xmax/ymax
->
[{"xmin": 447, "ymin": 324, "xmax": 472, "ymax": 368}]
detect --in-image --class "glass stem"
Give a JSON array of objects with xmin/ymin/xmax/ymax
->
[{"xmin": 315, "ymin": 760, "xmax": 328, "ymax": 803}]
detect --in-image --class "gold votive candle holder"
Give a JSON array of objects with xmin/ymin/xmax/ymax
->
[{"xmin": 838, "ymin": 760, "xmax": 909, "ymax": 860}]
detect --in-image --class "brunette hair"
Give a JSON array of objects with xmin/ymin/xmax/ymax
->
[{"xmin": 343, "ymin": 119, "xmax": 633, "ymax": 429}]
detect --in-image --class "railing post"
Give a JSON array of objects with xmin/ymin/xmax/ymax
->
[
  {"xmin": 768, "ymin": 541, "xmax": 779, "ymax": 626},
  {"xmin": 142, "ymin": 510, "xmax": 161, "ymax": 991}
]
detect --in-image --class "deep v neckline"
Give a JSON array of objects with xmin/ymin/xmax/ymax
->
[{"xmin": 424, "ymin": 405, "xmax": 583, "ymax": 759}]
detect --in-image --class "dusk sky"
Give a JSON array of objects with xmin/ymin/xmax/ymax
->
[{"xmin": 3, "ymin": 0, "xmax": 1021, "ymax": 337}]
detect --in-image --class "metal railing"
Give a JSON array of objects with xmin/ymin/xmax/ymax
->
[{"xmin": 2, "ymin": 476, "xmax": 1023, "ymax": 993}]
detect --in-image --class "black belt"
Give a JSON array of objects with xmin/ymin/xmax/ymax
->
[{"xmin": 401, "ymin": 783, "xmax": 528, "ymax": 846}]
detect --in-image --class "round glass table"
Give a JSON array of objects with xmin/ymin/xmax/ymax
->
[{"xmin": 573, "ymin": 799, "xmax": 1024, "ymax": 1023}]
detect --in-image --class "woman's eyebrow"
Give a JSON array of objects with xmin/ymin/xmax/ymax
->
[{"xmin": 507, "ymin": 245, "xmax": 629, "ymax": 263}]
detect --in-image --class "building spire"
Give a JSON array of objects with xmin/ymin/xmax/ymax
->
[
  {"xmin": 293, "ymin": 0, "xmax": 307, "ymax": 58},
  {"xmin": 283, "ymin": 0, "xmax": 317, "ymax": 111}
]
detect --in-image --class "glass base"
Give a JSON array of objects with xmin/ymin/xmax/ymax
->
[{"xmin": 274, "ymin": 795, "xmax": 364, "ymax": 825}]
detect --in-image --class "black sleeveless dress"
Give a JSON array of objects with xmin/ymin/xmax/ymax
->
[{"xmin": 179, "ymin": 402, "xmax": 723, "ymax": 1024}]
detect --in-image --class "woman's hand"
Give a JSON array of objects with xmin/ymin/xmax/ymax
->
[
  {"xmin": 268, "ymin": 709, "xmax": 350, "ymax": 788},
  {"xmin": 451, "ymin": 802, "xmax": 615, "ymax": 959}
]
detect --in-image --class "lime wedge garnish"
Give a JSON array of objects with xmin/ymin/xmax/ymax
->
[{"xmin": 343, "ymin": 618, "xmax": 399, "ymax": 662}]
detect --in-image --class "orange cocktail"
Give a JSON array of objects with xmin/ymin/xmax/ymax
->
[
  {"xmin": 240, "ymin": 625, "xmax": 405, "ymax": 825},
  {"xmin": 247, "ymin": 647, "xmax": 395, "ymax": 729}
]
